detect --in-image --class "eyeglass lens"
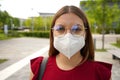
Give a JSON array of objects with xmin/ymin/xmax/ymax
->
[{"xmin": 53, "ymin": 24, "xmax": 84, "ymax": 36}]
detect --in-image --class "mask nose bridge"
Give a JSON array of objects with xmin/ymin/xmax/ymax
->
[{"xmin": 65, "ymin": 34, "xmax": 72, "ymax": 48}]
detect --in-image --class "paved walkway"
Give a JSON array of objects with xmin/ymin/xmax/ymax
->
[
  {"xmin": 0, "ymin": 34, "xmax": 120, "ymax": 80},
  {"xmin": 0, "ymin": 37, "xmax": 49, "ymax": 80}
]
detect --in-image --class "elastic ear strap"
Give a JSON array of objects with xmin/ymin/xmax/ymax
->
[{"xmin": 39, "ymin": 57, "xmax": 48, "ymax": 80}]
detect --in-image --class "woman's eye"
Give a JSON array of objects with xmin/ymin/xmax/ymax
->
[
  {"xmin": 54, "ymin": 25, "xmax": 65, "ymax": 31},
  {"xmin": 71, "ymin": 25, "xmax": 82, "ymax": 31}
]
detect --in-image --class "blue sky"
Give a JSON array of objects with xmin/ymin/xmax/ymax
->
[{"xmin": 0, "ymin": 0, "xmax": 81, "ymax": 19}]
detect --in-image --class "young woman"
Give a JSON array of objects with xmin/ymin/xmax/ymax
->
[{"xmin": 30, "ymin": 5, "xmax": 112, "ymax": 80}]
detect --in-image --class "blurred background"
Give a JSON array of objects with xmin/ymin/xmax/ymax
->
[{"xmin": 0, "ymin": 0, "xmax": 120, "ymax": 80}]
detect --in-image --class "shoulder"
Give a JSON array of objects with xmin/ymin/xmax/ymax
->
[
  {"xmin": 30, "ymin": 56, "xmax": 55, "ymax": 77},
  {"xmin": 30, "ymin": 56, "xmax": 56, "ymax": 80},
  {"xmin": 94, "ymin": 61, "xmax": 112, "ymax": 71},
  {"xmin": 30, "ymin": 57, "xmax": 43, "ymax": 75},
  {"xmin": 90, "ymin": 61, "xmax": 112, "ymax": 80},
  {"xmin": 30, "ymin": 57, "xmax": 43, "ymax": 66}
]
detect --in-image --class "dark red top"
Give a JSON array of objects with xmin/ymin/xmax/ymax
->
[{"xmin": 30, "ymin": 56, "xmax": 112, "ymax": 80}]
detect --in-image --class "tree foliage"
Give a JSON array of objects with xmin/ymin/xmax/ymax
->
[
  {"xmin": 23, "ymin": 16, "xmax": 53, "ymax": 31},
  {"xmin": 80, "ymin": 0, "xmax": 120, "ymax": 34},
  {"xmin": 0, "ymin": 10, "xmax": 20, "ymax": 29}
]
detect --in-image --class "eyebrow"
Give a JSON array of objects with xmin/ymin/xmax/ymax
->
[
  {"xmin": 54, "ymin": 23, "xmax": 84, "ymax": 28},
  {"xmin": 75, "ymin": 23, "xmax": 83, "ymax": 26}
]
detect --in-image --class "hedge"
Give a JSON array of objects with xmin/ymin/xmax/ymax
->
[{"xmin": 18, "ymin": 31, "xmax": 50, "ymax": 38}]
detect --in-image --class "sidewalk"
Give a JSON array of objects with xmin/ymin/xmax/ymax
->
[
  {"xmin": 94, "ymin": 34, "xmax": 120, "ymax": 80},
  {"xmin": 0, "ymin": 37, "xmax": 49, "ymax": 80},
  {"xmin": 0, "ymin": 35, "xmax": 120, "ymax": 80},
  {"xmin": 0, "ymin": 37, "xmax": 49, "ymax": 71}
]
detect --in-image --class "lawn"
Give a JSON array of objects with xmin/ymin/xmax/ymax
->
[
  {"xmin": 0, "ymin": 33, "xmax": 11, "ymax": 40},
  {"xmin": 111, "ymin": 43, "xmax": 120, "ymax": 48},
  {"xmin": 95, "ymin": 49, "xmax": 107, "ymax": 52},
  {"xmin": 0, "ymin": 59, "xmax": 8, "ymax": 64}
]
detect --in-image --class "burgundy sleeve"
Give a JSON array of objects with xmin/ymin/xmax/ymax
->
[
  {"xmin": 30, "ymin": 57, "xmax": 43, "ymax": 80},
  {"xmin": 95, "ymin": 62, "xmax": 112, "ymax": 80}
]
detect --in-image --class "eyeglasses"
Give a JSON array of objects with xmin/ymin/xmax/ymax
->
[{"xmin": 52, "ymin": 24, "xmax": 87, "ymax": 37}]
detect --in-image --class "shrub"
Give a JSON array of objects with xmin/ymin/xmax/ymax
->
[
  {"xmin": 19, "ymin": 31, "xmax": 50, "ymax": 38},
  {"xmin": 0, "ymin": 30, "xmax": 50, "ymax": 40}
]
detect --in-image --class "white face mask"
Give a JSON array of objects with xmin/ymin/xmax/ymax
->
[{"xmin": 53, "ymin": 33, "xmax": 85, "ymax": 59}]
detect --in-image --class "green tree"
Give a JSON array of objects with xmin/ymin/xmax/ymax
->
[
  {"xmin": 80, "ymin": 0, "xmax": 120, "ymax": 34},
  {"xmin": 80, "ymin": 0, "xmax": 120, "ymax": 49},
  {"xmin": 0, "ymin": 10, "xmax": 20, "ymax": 29},
  {"xmin": 23, "ymin": 16, "xmax": 53, "ymax": 31},
  {"xmin": 23, "ymin": 18, "xmax": 31, "ymax": 28},
  {"xmin": 34, "ymin": 16, "xmax": 44, "ymax": 31},
  {"xmin": 0, "ymin": 10, "xmax": 12, "ymax": 29},
  {"xmin": 46, "ymin": 16, "xmax": 53, "ymax": 30},
  {"xmin": 13, "ymin": 17, "xmax": 20, "ymax": 27}
]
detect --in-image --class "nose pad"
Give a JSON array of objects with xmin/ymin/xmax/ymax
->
[{"xmin": 66, "ymin": 29, "xmax": 71, "ymax": 34}]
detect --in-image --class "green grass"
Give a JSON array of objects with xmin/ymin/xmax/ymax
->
[
  {"xmin": 0, "ymin": 59, "xmax": 8, "ymax": 64},
  {"xmin": 95, "ymin": 49, "xmax": 107, "ymax": 52},
  {"xmin": 0, "ymin": 33, "xmax": 12, "ymax": 40},
  {"xmin": 111, "ymin": 43, "xmax": 120, "ymax": 48}
]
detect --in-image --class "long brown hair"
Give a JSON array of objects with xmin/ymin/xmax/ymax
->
[{"xmin": 48, "ymin": 5, "xmax": 94, "ymax": 62}]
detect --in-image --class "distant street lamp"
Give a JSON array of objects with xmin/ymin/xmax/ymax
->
[
  {"xmin": 102, "ymin": 1, "xmax": 106, "ymax": 50},
  {"xmin": 31, "ymin": 8, "xmax": 34, "ymax": 32},
  {"xmin": 94, "ymin": 22, "xmax": 97, "ymax": 33},
  {"xmin": 10, "ymin": 19, "xmax": 13, "ymax": 30},
  {"xmin": 31, "ymin": 17, "xmax": 34, "ymax": 31},
  {"xmin": 43, "ymin": 16, "xmax": 47, "ymax": 31},
  {"xmin": 4, "ymin": 24, "xmax": 8, "ymax": 35},
  {"xmin": 0, "ymin": 4, "xmax": 1, "ymax": 9}
]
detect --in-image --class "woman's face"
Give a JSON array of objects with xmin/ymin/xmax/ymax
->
[{"xmin": 53, "ymin": 13, "xmax": 86, "ymax": 37}]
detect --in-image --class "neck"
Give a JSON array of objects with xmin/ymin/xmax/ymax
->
[{"xmin": 56, "ymin": 52, "xmax": 83, "ymax": 70}]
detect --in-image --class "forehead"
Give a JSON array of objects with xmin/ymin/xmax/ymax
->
[{"xmin": 55, "ymin": 13, "xmax": 84, "ymax": 26}]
